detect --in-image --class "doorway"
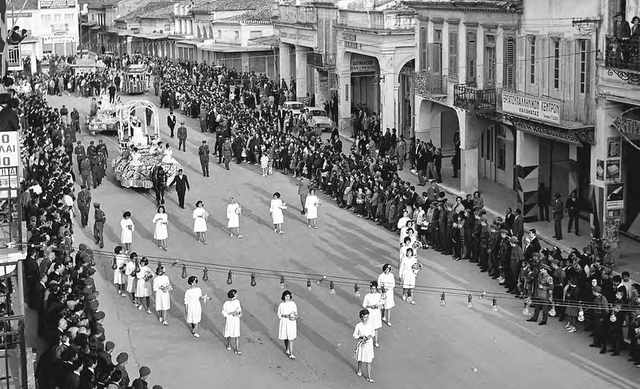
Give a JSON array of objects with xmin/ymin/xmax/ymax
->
[{"xmin": 479, "ymin": 124, "xmax": 515, "ymax": 189}]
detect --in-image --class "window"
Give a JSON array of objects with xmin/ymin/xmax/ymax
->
[
  {"xmin": 449, "ymin": 31, "xmax": 458, "ymax": 80},
  {"xmin": 503, "ymin": 36, "xmax": 516, "ymax": 89},
  {"xmin": 234, "ymin": 31, "xmax": 240, "ymax": 41},
  {"xmin": 249, "ymin": 31, "xmax": 262, "ymax": 39},
  {"xmin": 54, "ymin": 14, "xmax": 61, "ymax": 22},
  {"xmin": 552, "ymin": 39, "xmax": 560, "ymax": 89},
  {"xmin": 420, "ymin": 26, "xmax": 427, "ymax": 71},
  {"xmin": 578, "ymin": 39, "xmax": 590, "ymax": 94},
  {"xmin": 65, "ymin": 13, "xmax": 73, "ymax": 20},
  {"xmin": 434, "ymin": 29, "xmax": 442, "ymax": 42},
  {"xmin": 529, "ymin": 36, "xmax": 536, "ymax": 84},
  {"xmin": 485, "ymin": 35, "xmax": 496, "ymax": 87},
  {"xmin": 497, "ymin": 126, "xmax": 507, "ymax": 170},
  {"xmin": 466, "ymin": 31, "xmax": 476, "ymax": 84},
  {"xmin": 427, "ymin": 43, "xmax": 442, "ymax": 73}
]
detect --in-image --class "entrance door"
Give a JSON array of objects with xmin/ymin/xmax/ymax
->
[
  {"xmin": 479, "ymin": 125, "xmax": 515, "ymax": 189},
  {"xmin": 480, "ymin": 127, "xmax": 496, "ymax": 181}
]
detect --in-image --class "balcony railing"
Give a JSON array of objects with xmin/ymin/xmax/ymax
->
[
  {"xmin": 414, "ymin": 71, "xmax": 447, "ymax": 98},
  {"xmin": 453, "ymin": 84, "xmax": 496, "ymax": 114},
  {"xmin": 604, "ymin": 35, "xmax": 640, "ymax": 84},
  {"xmin": 7, "ymin": 46, "xmax": 20, "ymax": 69},
  {"xmin": 278, "ymin": 5, "xmax": 317, "ymax": 25},
  {"xmin": 337, "ymin": 10, "xmax": 415, "ymax": 31}
]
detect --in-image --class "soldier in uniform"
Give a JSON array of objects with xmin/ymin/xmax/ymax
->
[
  {"xmin": 527, "ymin": 264, "xmax": 554, "ymax": 326},
  {"xmin": 487, "ymin": 224, "xmax": 500, "ymax": 278},
  {"xmin": 87, "ymin": 140, "xmax": 97, "ymax": 157},
  {"xmin": 497, "ymin": 229, "xmax": 511, "ymax": 283},
  {"xmin": 93, "ymin": 203, "xmax": 106, "ymax": 248},
  {"xmin": 177, "ymin": 122, "xmax": 187, "ymax": 152},
  {"xmin": 71, "ymin": 108, "xmax": 81, "ymax": 133},
  {"xmin": 222, "ymin": 138, "xmax": 232, "ymax": 170},
  {"xmin": 471, "ymin": 212, "xmax": 483, "ymax": 264},
  {"xmin": 80, "ymin": 156, "xmax": 92, "ymax": 189},
  {"xmin": 96, "ymin": 139, "xmax": 108, "ymax": 157},
  {"xmin": 91, "ymin": 154, "xmax": 101, "ymax": 188},
  {"xmin": 479, "ymin": 217, "xmax": 491, "ymax": 272},
  {"xmin": 198, "ymin": 140, "xmax": 210, "ymax": 177},
  {"xmin": 77, "ymin": 185, "xmax": 92, "ymax": 227},
  {"xmin": 439, "ymin": 202, "xmax": 450, "ymax": 255},
  {"xmin": 75, "ymin": 140, "xmax": 86, "ymax": 171}
]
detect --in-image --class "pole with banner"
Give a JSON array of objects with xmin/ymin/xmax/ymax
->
[{"xmin": 1, "ymin": 0, "xmax": 7, "ymax": 78}]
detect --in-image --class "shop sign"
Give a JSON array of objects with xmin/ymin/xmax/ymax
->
[
  {"xmin": 351, "ymin": 57, "xmax": 376, "ymax": 73},
  {"xmin": 307, "ymin": 52, "xmax": 323, "ymax": 68},
  {"xmin": 0, "ymin": 132, "xmax": 20, "ymax": 199},
  {"xmin": 612, "ymin": 116, "xmax": 640, "ymax": 135},
  {"xmin": 606, "ymin": 183, "xmax": 624, "ymax": 210},
  {"xmin": 39, "ymin": 0, "xmax": 75, "ymax": 8},
  {"xmin": 43, "ymin": 35, "xmax": 75, "ymax": 43},
  {"xmin": 501, "ymin": 91, "xmax": 560, "ymax": 125},
  {"xmin": 279, "ymin": 31, "xmax": 316, "ymax": 46}
]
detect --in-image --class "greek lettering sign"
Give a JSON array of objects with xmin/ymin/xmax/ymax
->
[
  {"xmin": 0, "ymin": 133, "xmax": 19, "ymax": 168},
  {"xmin": 351, "ymin": 57, "xmax": 376, "ymax": 73},
  {"xmin": 43, "ymin": 35, "xmax": 75, "ymax": 43},
  {"xmin": 39, "ymin": 0, "xmax": 75, "ymax": 8},
  {"xmin": 279, "ymin": 31, "xmax": 316, "ymax": 47},
  {"xmin": 501, "ymin": 91, "xmax": 560, "ymax": 125},
  {"xmin": 612, "ymin": 116, "xmax": 640, "ymax": 135}
]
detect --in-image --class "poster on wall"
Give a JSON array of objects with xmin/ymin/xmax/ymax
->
[
  {"xmin": 606, "ymin": 159, "xmax": 621, "ymax": 182},
  {"xmin": 607, "ymin": 137, "xmax": 622, "ymax": 158},
  {"xmin": 604, "ymin": 218, "xmax": 620, "ymax": 249},
  {"xmin": 606, "ymin": 183, "xmax": 624, "ymax": 209},
  {"xmin": 596, "ymin": 159, "xmax": 604, "ymax": 181}
]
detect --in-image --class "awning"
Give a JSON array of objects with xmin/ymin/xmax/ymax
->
[
  {"xmin": 132, "ymin": 33, "xmax": 167, "ymax": 40},
  {"xmin": 200, "ymin": 44, "xmax": 272, "ymax": 53},
  {"xmin": 248, "ymin": 34, "xmax": 278, "ymax": 46},
  {"xmin": 89, "ymin": 25, "xmax": 102, "ymax": 30},
  {"xmin": 176, "ymin": 39, "xmax": 199, "ymax": 46}
]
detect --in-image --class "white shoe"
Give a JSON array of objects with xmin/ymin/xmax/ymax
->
[
  {"xmin": 193, "ymin": 333, "xmax": 200, "ymax": 338},
  {"xmin": 568, "ymin": 327, "xmax": 577, "ymax": 333},
  {"xmin": 162, "ymin": 321, "xmax": 168, "ymax": 326}
]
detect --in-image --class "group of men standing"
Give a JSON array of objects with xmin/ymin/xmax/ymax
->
[{"xmin": 75, "ymin": 139, "xmax": 109, "ymax": 190}]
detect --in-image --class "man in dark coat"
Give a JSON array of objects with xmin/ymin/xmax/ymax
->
[
  {"xmin": 167, "ymin": 111, "xmax": 176, "ymax": 138},
  {"xmin": 553, "ymin": 193, "xmax": 564, "ymax": 240},
  {"xmin": 168, "ymin": 168, "xmax": 190, "ymax": 208},
  {"xmin": 197, "ymin": 140, "xmax": 210, "ymax": 177}
]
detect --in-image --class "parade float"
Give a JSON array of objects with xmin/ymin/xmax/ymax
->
[
  {"xmin": 122, "ymin": 64, "xmax": 150, "ymax": 94},
  {"xmin": 88, "ymin": 95, "xmax": 119, "ymax": 135},
  {"xmin": 112, "ymin": 100, "xmax": 182, "ymax": 188}
]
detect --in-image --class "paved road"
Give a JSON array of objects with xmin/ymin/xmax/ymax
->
[{"xmin": 40, "ymin": 91, "xmax": 640, "ymax": 389}]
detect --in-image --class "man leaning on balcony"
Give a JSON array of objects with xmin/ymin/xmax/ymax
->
[{"xmin": 614, "ymin": 14, "xmax": 632, "ymax": 67}]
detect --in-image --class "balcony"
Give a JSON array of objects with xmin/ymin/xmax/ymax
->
[
  {"xmin": 7, "ymin": 46, "xmax": 20, "ymax": 69},
  {"xmin": 337, "ymin": 10, "xmax": 415, "ymax": 31},
  {"xmin": 605, "ymin": 35, "xmax": 640, "ymax": 84},
  {"xmin": 453, "ymin": 84, "xmax": 496, "ymax": 114},
  {"xmin": 414, "ymin": 72, "xmax": 447, "ymax": 99},
  {"xmin": 324, "ymin": 53, "xmax": 336, "ymax": 67},
  {"xmin": 498, "ymin": 89, "xmax": 594, "ymax": 128},
  {"xmin": 278, "ymin": 5, "xmax": 317, "ymax": 25}
]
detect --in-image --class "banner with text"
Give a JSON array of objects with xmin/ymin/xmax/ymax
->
[{"xmin": 501, "ymin": 92, "xmax": 561, "ymax": 125}]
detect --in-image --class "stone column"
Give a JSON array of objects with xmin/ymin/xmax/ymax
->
[
  {"xmin": 515, "ymin": 131, "xmax": 540, "ymax": 222},
  {"xmin": 458, "ymin": 109, "xmax": 480, "ymax": 194},
  {"xmin": 337, "ymin": 50, "xmax": 352, "ymax": 135},
  {"xmin": 279, "ymin": 43, "xmax": 291, "ymax": 82},
  {"xmin": 295, "ymin": 45, "xmax": 308, "ymax": 101},
  {"xmin": 379, "ymin": 54, "xmax": 397, "ymax": 131}
]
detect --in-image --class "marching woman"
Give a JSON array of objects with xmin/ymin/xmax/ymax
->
[
  {"xmin": 125, "ymin": 252, "xmax": 139, "ymax": 305},
  {"xmin": 353, "ymin": 309, "xmax": 375, "ymax": 383},
  {"xmin": 153, "ymin": 265, "xmax": 171, "ymax": 325},
  {"xmin": 399, "ymin": 247, "xmax": 422, "ymax": 305},
  {"xmin": 277, "ymin": 290, "xmax": 298, "ymax": 359},
  {"xmin": 184, "ymin": 276, "xmax": 209, "ymax": 338},
  {"xmin": 362, "ymin": 281, "xmax": 382, "ymax": 347},
  {"xmin": 304, "ymin": 188, "xmax": 321, "ymax": 229},
  {"xmin": 152, "ymin": 206, "xmax": 169, "ymax": 251},
  {"xmin": 193, "ymin": 200, "xmax": 209, "ymax": 244},
  {"xmin": 135, "ymin": 257, "xmax": 153, "ymax": 314},
  {"xmin": 113, "ymin": 246, "xmax": 128, "ymax": 297},
  {"xmin": 226, "ymin": 197, "xmax": 242, "ymax": 238},
  {"xmin": 221, "ymin": 289, "xmax": 242, "ymax": 354},
  {"xmin": 377, "ymin": 264, "xmax": 396, "ymax": 326},
  {"xmin": 270, "ymin": 192, "xmax": 287, "ymax": 234},
  {"xmin": 120, "ymin": 211, "xmax": 135, "ymax": 254}
]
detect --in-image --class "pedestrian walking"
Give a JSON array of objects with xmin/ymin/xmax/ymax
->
[
  {"xmin": 221, "ymin": 289, "xmax": 242, "ymax": 355},
  {"xmin": 153, "ymin": 265, "xmax": 171, "ymax": 325},
  {"xmin": 71, "ymin": 108, "xmax": 81, "ymax": 133},
  {"xmin": 80, "ymin": 156, "xmax": 92, "ymax": 189},
  {"xmin": 168, "ymin": 168, "xmax": 190, "ymax": 209},
  {"xmin": 296, "ymin": 176, "xmax": 309, "ymax": 215},
  {"xmin": 399, "ymin": 247, "xmax": 421, "ymax": 304},
  {"xmin": 377, "ymin": 264, "xmax": 395, "ymax": 326},
  {"xmin": 152, "ymin": 206, "xmax": 168, "ymax": 251},
  {"xmin": 270, "ymin": 192, "xmax": 287, "ymax": 234},
  {"xmin": 113, "ymin": 245, "xmax": 128, "ymax": 297},
  {"xmin": 198, "ymin": 140, "xmax": 210, "ymax": 177},
  {"xmin": 135, "ymin": 257, "xmax": 153, "ymax": 314},
  {"xmin": 304, "ymin": 188, "xmax": 321, "ymax": 229},
  {"xmin": 167, "ymin": 111, "xmax": 177, "ymax": 138},
  {"xmin": 222, "ymin": 138, "xmax": 232, "ymax": 170},
  {"xmin": 553, "ymin": 193, "xmax": 564, "ymax": 240},
  {"xmin": 177, "ymin": 122, "xmax": 187, "ymax": 152},
  {"xmin": 362, "ymin": 281, "xmax": 382, "ymax": 347},
  {"xmin": 120, "ymin": 211, "xmax": 134, "ymax": 254},
  {"xmin": 184, "ymin": 276, "xmax": 209, "ymax": 338},
  {"xmin": 77, "ymin": 185, "xmax": 91, "ymax": 227},
  {"xmin": 125, "ymin": 252, "xmax": 138, "ymax": 304},
  {"xmin": 193, "ymin": 200, "xmax": 208, "ymax": 244},
  {"xmin": 226, "ymin": 197, "xmax": 242, "ymax": 238},
  {"xmin": 277, "ymin": 290, "xmax": 298, "ymax": 359},
  {"xmin": 353, "ymin": 309, "xmax": 375, "ymax": 383},
  {"xmin": 566, "ymin": 190, "xmax": 580, "ymax": 236},
  {"xmin": 93, "ymin": 203, "xmax": 106, "ymax": 248}
]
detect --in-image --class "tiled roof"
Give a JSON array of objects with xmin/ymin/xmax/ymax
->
[
  {"xmin": 7, "ymin": 0, "xmax": 39, "ymax": 11},
  {"xmin": 192, "ymin": 0, "xmax": 269, "ymax": 13},
  {"xmin": 218, "ymin": 5, "xmax": 272, "ymax": 22},
  {"xmin": 117, "ymin": 1, "xmax": 175, "ymax": 21}
]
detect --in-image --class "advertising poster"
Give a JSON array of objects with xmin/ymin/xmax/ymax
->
[
  {"xmin": 607, "ymin": 137, "xmax": 622, "ymax": 158},
  {"xmin": 596, "ymin": 159, "xmax": 604, "ymax": 181},
  {"xmin": 606, "ymin": 159, "xmax": 621, "ymax": 182},
  {"xmin": 606, "ymin": 183, "xmax": 624, "ymax": 209}
]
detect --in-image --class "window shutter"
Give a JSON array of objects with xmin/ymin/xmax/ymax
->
[
  {"xmin": 503, "ymin": 36, "xmax": 515, "ymax": 89},
  {"xmin": 516, "ymin": 36, "xmax": 525, "ymax": 91},
  {"xmin": 564, "ymin": 39, "xmax": 575, "ymax": 100},
  {"xmin": 420, "ymin": 27, "xmax": 427, "ymax": 71},
  {"xmin": 426, "ymin": 43, "xmax": 442, "ymax": 74},
  {"xmin": 584, "ymin": 39, "xmax": 591, "ymax": 95},
  {"xmin": 466, "ymin": 31, "xmax": 476, "ymax": 84},
  {"xmin": 449, "ymin": 31, "xmax": 458, "ymax": 79}
]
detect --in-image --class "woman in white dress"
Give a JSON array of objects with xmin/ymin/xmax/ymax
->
[
  {"xmin": 353, "ymin": 309, "xmax": 375, "ymax": 383},
  {"xmin": 226, "ymin": 197, "xmax": 242, "ymax": 238},
  {"xmin": 377, "ymin": 264, "xmax": 396, "ymax": 326},
  {"xmin": 304, "ymin": 188, "xmax": 321, "ymax": 229},
  {"xmin": 192, "ymin": 200, "xmax": 209, "ymax": 244},
  {"xmin": 113, "ymin": 246, "xmax": 128, "ymax": 297},
  {"xmin": 152, "ymin": 206, "xmax": 169, "ymax": 250},
  {"xmin": 362, "ymin": 281, "xmax": 382, "ymax": 347},
  {"xmin": 221, "ymin": 289, "xmax": 242, "ymax": 354},
  {"xmin": 120, "ymin": 211, "xmax": 135, "ymax": 254},
  {"xmin": 270, "ymin": 192, "xmax": 287, "ymax": 234},
  {"xmin": 277, "ymin": 290, "xmax": 298, "ymax": 359},
  {"xmin": 399, "ymin": 248, "xmax": 422, "ymax": 305},
  {"xmin": 125, "ymin": 252, "xmax": 139, "ymax": 305},
  {"xmin": 161, "ymin": 143, "xmax": 179, "ymax": 164},
  {"xmin": 153, "ymin": 265, "xmax": 171, "ymax": 325},
  {"xmin": 135, "ymin": 257, "xmax": 153, "ymax": 314},
  {"xmin": 184, "ymin": 276, "xmax": 209, "ymax": 337}
]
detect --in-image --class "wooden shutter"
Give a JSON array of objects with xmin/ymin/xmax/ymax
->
[
  {"xmin": 466, "ymin": 31, "xmax": 476, "ymax": 84},
  {"xmin": 449, "ymin": 31, "xmax": 458, "ymax": 80},
  {"xmin": 427, "ymin": 43, "xmax": 442, "ymax": 74},
  {"xmin": 503, "ymin": 36, "xmax": 516, "ymax": 89},
  {"xmin": 420, "ymin": 27, "xmax": 427, "ymax": 71},
  {"xmin": 583, "ymin": 39, "xmax": 591, "ymax": 95},
  {"xmin": 516, "ymin": 35, "xmax": 525, "ymax": 91}
]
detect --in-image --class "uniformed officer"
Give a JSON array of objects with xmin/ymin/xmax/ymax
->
[
  {"xmin": 198, "ymin": 140, "xmax": 210, "ymax": 177},
  {"xmin": 80, "ymin": 156, "xmax": 92, "ymax": 189},
  {"xmin": 77, "ymin": 185, "xmax": 92, "ymax": 227},
  {"xmin": 74, "ymin": 140, "xmax": 86, "ymax": 170},
  {"xmin": 91, "ymin": 154, "xmax": 101, "ymax": 188},
  {"xmin": 93, "ymin": 203, "xmax": 106, "ymax": 248},
  {"xmin": 177, "ymin": 122, "xmax": 187, "ymax": 152},
  {"xmin": 87, "ymin": 140, "xmax": 97, "ymax": 157}
]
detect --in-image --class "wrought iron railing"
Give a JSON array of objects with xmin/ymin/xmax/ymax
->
[
  {"xmin": 605, "ymin": 35, "xmax": 640, "ymax": 72},
  {"xmin": 453, "ymin": 84, "xmax": 496, "ymax": 113},
  {"xmin": 414, "ymin": 72, "xmax": 447, "ymax": 98}
]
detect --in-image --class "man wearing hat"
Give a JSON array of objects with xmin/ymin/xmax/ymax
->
[
  {"xmin": 77, "ymin": 185, "xmax": 91, "ymax": 227},
  {"xmin": 114, "ymin": 353, "xmax": 130, "ymax": 388},
  {"xmin": 131, "ymin": 366, "xmax": 151, "ymax": 389},
  {"xmin": 527, "ymin": 264, "xmax": 554, "ymax": 325},
  {"xmin": 552, "ymin": 193, "xmax": 564, "ymax": 240},
  {"xmin": 198, "ymin": 140, "xmax": 210, "ymax": 177},
  {"xmin": 93, "ymin": 203, "xmax": 106, "ymax": 249},
  {"xmin": 80, "ymin": 152, "xmax": 92, "ymax": 189},
  {"xmin": 177, "ymin": 122, "xmax": 187, "ymax": 152},
  {"xmin": 589, "ymin": 285, "xmax": 610, "ymax": 354},
  {"xmin": 507, "ymin": 236, "xmax": 524, "ymax": 295}
]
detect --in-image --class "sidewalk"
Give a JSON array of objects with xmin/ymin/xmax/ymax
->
[{"xmin": 336, "ymin": 133, "xmax": 640, "ymax": 278}]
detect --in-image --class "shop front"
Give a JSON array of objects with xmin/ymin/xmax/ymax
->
[
  {"xmin": 277, "ymin": 26, "xmax": 318, "ymax": 101},
  {"xmin": 349, "ymin": 54, "xmax": 379, "ymax": 116},
  {"xmin": 611, "ymin": 109, "xmax": 640, "ymax": 238},
  {"xmin": 41, "ymin": 34, "xmax": 76, "ymax": 56}
]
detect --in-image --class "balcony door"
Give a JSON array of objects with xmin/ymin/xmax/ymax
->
[{"xmin": 479, "ymin": 125, "xmax": 515, "ymax": 189}]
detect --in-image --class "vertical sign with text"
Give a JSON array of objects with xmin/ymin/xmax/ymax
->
[{"xmin": 0, "ymin": 132, "xmax": 20, "ymax": 199}]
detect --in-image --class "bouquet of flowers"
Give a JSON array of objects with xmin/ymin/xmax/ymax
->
[
  {"xmin": 233, "ymin": 308, "xmax": 243, "ymax": 317},
  {"xmin": 202, "ymin": 293, "xmax": 211, "ymax": 303},
  {"xmin": 353, "ymin": 336, "xmax": 371, "ymax": 360},
  {"xmin": 159, "ymin": 284, "xmax": 173, "ymax": 293},
  {"xmin": 143, "ymin": 270, "xmax": 153, "ymax": 281},
  {"xmin": 288, "ymin": 312, "xmax": 298, "ymax": 321},
  {"xmin": 412, "ymin": 262, "xmax": 423, "ymax": 276},
  {"xmin": 235, "ymin": 206, "xmax": 241, "ymax": 215}
]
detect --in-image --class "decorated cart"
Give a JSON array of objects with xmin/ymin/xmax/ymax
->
[
  {"xmin": 122, "ymin": 64, "xmax": 150, "ymax": 94},
  {"xmin": 112, "ymin": 100, "xmax": 182, "ymax": 188},
  {"xmin": 88, "ymin": 95, "xmax": 120, "ymax": 135}
]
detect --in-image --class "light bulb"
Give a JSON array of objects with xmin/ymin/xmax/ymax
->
[
  {"xmin": 467, "ymin": 294, "xmax": 473, "ymax": 309},
  {"xmin": 578, "ymin": 307, "xmax": 585, "ymax": 322},
  {"xmin": 227, "ymin": 271, "xmax": 233, "ymax": 285},
  {"xmin": 354, "ymin": 284, "xmax": 360, "ymax": 298},
  {"xmin": 202, "ymin": 268, "xmax": 209, "ymax": 282},
  {"xmin": 181, "ymin": 264, "xmax": 187, "ymax": 279},
  {"xmin": 549, "ymin": 305, "xmax": 556, "ymax": 317},
  {"xmin": 440, "ymin": 293, "xmax": 446, "ymax": 307},
  {"xmin": 492, "ymin": 298, "xmax": 498, "ymax": 312},
  {"xmin": 317, "ymin": 275, "xmax": 326, "ymax": 285},
  {"xmin": 250, "ymin": 273, "xmax": 256, "ymax": 287},
  {"xmin": 306, "ymin": 279, "xmax": 312, "ymax": 291},
  {"xmin": 329, "ymin": 281, "xmax": 335, "ymax": 294},
  {"xmin": 280, "ymin": 276, "xmax": 285, "ymax": 289},
  {"xmin": 610, "ymin": 313, "xmax": 617, "ymax": 323},
  {"xmin": 522, "ymin": 306, "xmax": 530, "ymax": 316},
  {"xmin": 479, "ymin": 292, "xmax": 486, "ymax": 300}
]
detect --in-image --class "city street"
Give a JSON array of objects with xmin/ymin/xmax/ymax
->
[{"xmin": 41, "ymin": 91, "xmax": 640, "ymax": 389}]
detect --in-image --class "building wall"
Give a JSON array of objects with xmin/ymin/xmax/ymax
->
[
  {"xmin": 8, "ymin": 5, "xmax": 80, "ymax": 57},
  {"xmin": 212, "ymin": 22, "xmax": 273, "ymax": 46}
]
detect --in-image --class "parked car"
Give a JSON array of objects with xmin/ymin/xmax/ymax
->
[
  {"xmin": 283, "ymin": 101, "xmax": 304, "ymax": 116},
  {"xmin": 307, "ymin": 107, "xmax": 336, "ymax": 135}
]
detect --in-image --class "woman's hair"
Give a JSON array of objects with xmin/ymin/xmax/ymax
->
[
  {"xmin": 359, "ymin": 309, "xmax": 369, "ymax": 319},
  {"xmin": 157, "ymin": 206, "xmax": 165, "ymax": 213},
  {"xmin": 273, "ymin": 192, "xmax": 281, "ymax": 199},
  {"xmin": 227, "ymin": 289, "xmax": 237, "ymax": 299},
  {"xmin": 114, "ymin": 246, "xmax": 123, "ymax": 254},
  {"xmin": 281, "ymin": 290, "xmax": 292, "ymax": 301},
  {"xmin": 188, "ymin": 276, "xmax": 198, "ymax": 285},
  {"xmin": 369, "ymin": 280, "xmax": 378, "ymax": 288},
  {"xmin": 382, "ymin": 264, "xmax": 391, "ymax": 272},
  {"xmin": 156, "ymin": 266, "xmax": 165, "ymax": 276},
  {"xmin": 123, "ymin": 211, "xmax": 131, "ymax": 218},
  {"xmin": 195, "ymin": 200, "xmax": 203, "ymax": 207},
  {"xmin": 140, "ymin": 257, "xmax": 149, "ymax": 266}
]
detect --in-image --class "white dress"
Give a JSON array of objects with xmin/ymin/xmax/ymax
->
[
  {"xmin": 162, "ymin": 148, "xmax": 178, "ymax": 164},
  {"xmin": 270, "ymin": 199, "xmax": 286, "ymax": 225},
  {"xmin": 362, "ymin": 292, "xmax": 383, "ymax": 330},
  {"xmin": 226, "ymin": 203, "xmax": 240, "ymax": 228},
  {"xmin": 153, "ymin": 213, "xmax": 168, "ymax": 240},
  {"xmin": 184, "ymin": 287, "xmax": 203, "ymax": 324},
  {"xmin": 113, "ymin": 254, "xmax": 128, "ymax": 285},
  {"xmin": 277, "ymin": 300, "xmax": 298, "ymax": 340},
  {"xmin": 153, "ymin": 275, "xmax": 171, "ymax": 311},
  {"xmin": 193, "ymin": 207, "xmax": 208, "ymax": 232},
  {"xmin": 260, "ymin": 155, "xmax": 269, "ymax": 169},
  {"xmin": 135, "ymin": 265, "xmax": 153, "ymax": 298},
  {"xmin": 353, "ymin": 321, "xmax": 375, "ymax": 363},
  {"xmin": 400, "ymin": 255, "xmax": 418, "ymax": 289},
  {"xmin": 304, "ymin": 195, "xmax": 319, "ymax": 220},
  {"xmin": 221, "ymin": 299, "xmax": 242, "ymax": 338},
  {"xmin": 125, "ymin": 261, "xmax": 137, "ymax": 293},
  {"xmin": 120, "ymin": 218, "xmax": 134, "ymax": 244},
  {"xmin": 377, "ymin": 272, "xmax": 396, "ymax": 310}
]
